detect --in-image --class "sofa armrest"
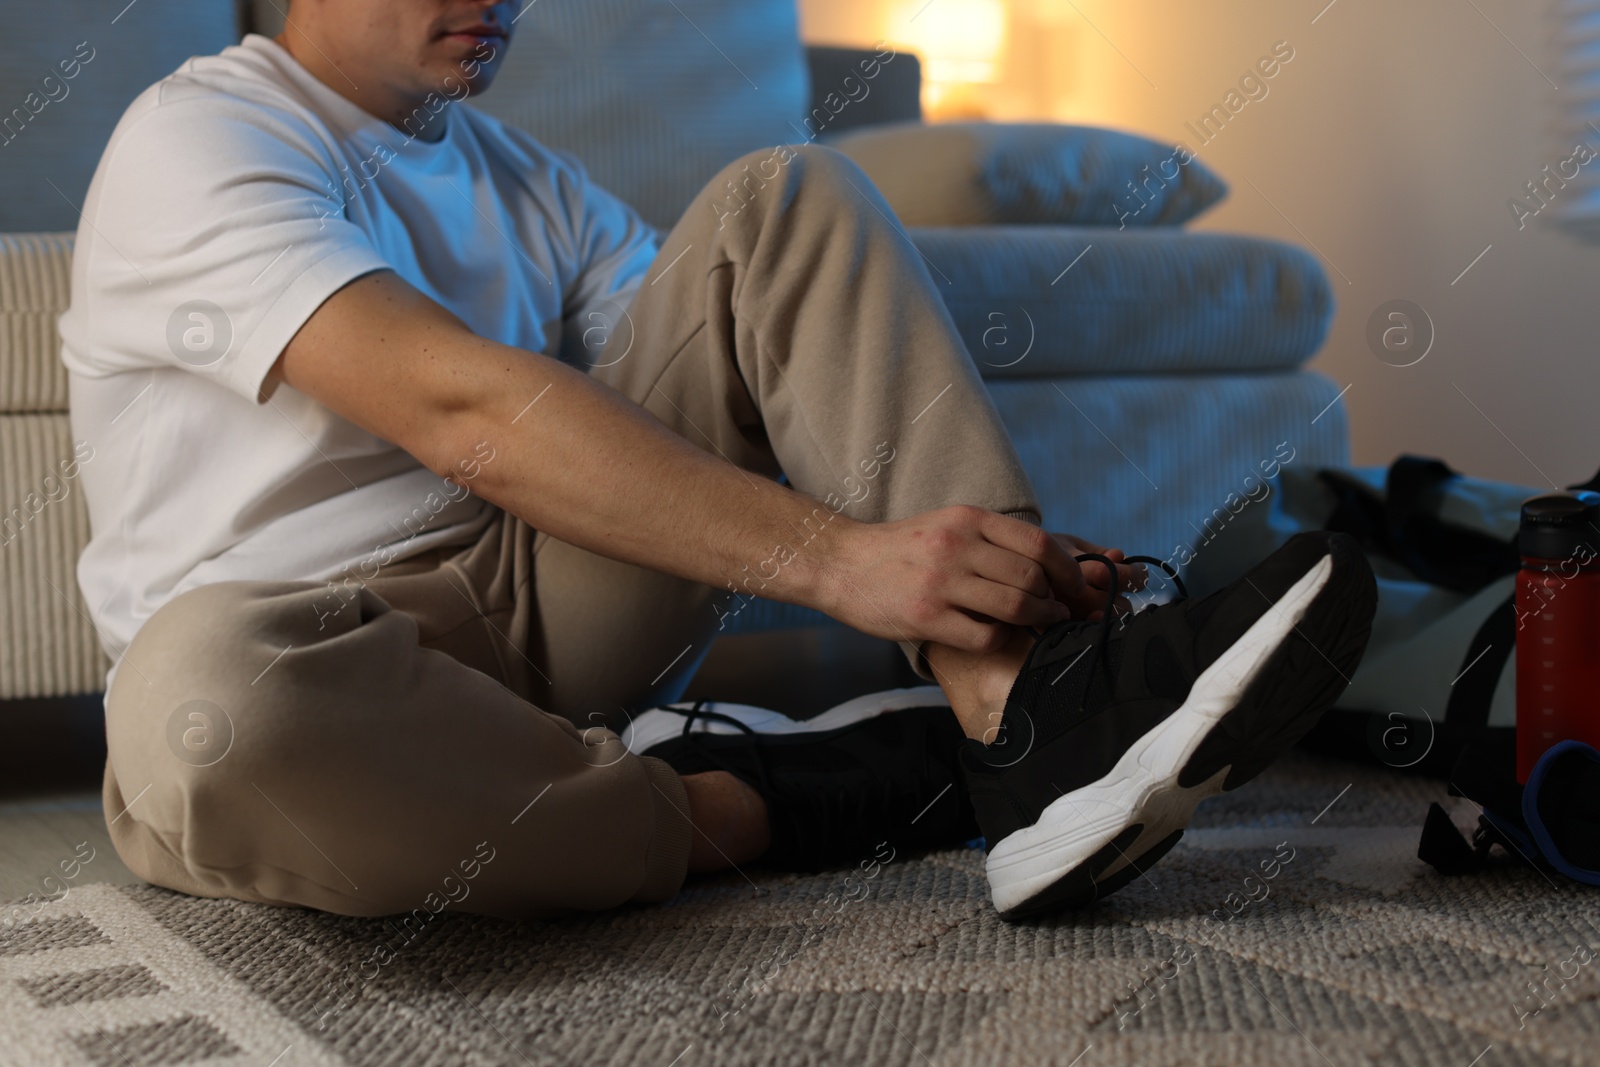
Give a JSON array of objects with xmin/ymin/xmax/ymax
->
[
  {"xmin": 804, "ymin": 46, "xmax": 922, "ymax": 132},
  {"xmin": 913, "ymin": 225, "xmax": 1333, "ymax": 379}
]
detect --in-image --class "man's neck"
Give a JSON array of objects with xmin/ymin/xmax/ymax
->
[{"xmin": 272, "ymin": 30, "xmax": 448, "ymax": 143}]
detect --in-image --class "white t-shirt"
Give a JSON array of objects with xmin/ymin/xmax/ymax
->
[{"xmin": 60, "ymin": 34, "xmax": 660, "ymax": 682}]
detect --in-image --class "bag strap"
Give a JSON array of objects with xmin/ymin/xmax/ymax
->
[
  {"xmin": 1318, "ymin": 469, "xmax": 1386, "ymax": 551},
  {"xmin": 1448, "ymin": 726, "xmax": 1524, "ymax": 815},
  {"xmin": 1385, "ymin": 455, "xmax": 1456, "ymax": 525},
  {"xmin": 1443, "ymin": 595, "xmax": 1515, "ymax": 729}
]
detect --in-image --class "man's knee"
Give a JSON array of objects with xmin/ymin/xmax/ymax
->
[
  {"xmin": 104, "ymin": 579, "xmax": 413, "ymax": 893},
  {"xmin": 107, "ymin": 579, "xmax": 402, "ymax": 783},
  {"xmin": 703, "ymin": 143, "xmax": 863, "ymax": 231},
  {"xmin": 782, "ymin": 143, "xmax": 864, "ymax": 196},
  {"xmin": 119, "ymin": 579, "xmax": 323, "ymax": 693}
]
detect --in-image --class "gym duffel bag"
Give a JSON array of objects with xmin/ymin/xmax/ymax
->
[
  {"xmin": 1185, "ymin": 454, "xmax": 1528, "ymax": 772},
  {"xmin": 1181, "ymin": 454, "xmax": 1600, "ymax": 887}
]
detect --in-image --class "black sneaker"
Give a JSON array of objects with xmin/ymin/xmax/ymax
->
[
  {"xmin": 627, "ymin": 688, "xmax": 978, "ymax": 871},
  {"xmin": 962, "ymin": 530, "xmax": 1377, "ymax": 919}
]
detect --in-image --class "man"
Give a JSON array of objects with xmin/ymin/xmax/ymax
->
[{"xmin": 62, "ymin": 0, "xmax": 1376, "ymax": 922}]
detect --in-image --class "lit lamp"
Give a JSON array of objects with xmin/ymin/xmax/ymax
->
[{"xmin": 896, "ymin": 0, "xmax": 1008, "ymax": 120}]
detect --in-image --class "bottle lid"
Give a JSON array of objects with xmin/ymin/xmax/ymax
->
[{"xmin": 1520, "ymin": 491, "xmax": 1600, "ymax": 561}]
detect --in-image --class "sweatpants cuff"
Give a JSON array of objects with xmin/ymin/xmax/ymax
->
[
  {"xmin": 634, "ymin": 756, "xmax": 695, "ymax": 903},
  {"xmin": 899, "ymin": 639, "xmax": 936, "ymax": 682}
]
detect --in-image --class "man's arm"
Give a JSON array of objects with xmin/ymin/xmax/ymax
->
[{"xmin": 271, "ymin": 271, "xmax": 1110, "ymax": 651}]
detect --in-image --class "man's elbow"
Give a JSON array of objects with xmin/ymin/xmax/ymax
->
[{"xmin": 427, "ymin": 428, "xmax": 502, "ymax": 491}]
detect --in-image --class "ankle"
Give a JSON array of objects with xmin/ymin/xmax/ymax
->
[
  {"xmin": 928, "ymin": 627, "xmax": 1035, "ymax": 744},
  {"xmin": 682, "ymin": 770, "xmax": 771, "ymax": 872}
]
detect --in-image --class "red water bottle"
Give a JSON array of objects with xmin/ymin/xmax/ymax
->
[{"xmin": 1516, "ymin": 491, "xmax": 1600, "ymax": 782}]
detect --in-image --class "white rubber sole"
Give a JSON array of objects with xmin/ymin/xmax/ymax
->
[
  {"xmin": 621, "ymin": 685, "xmax": 950, "ymax": 755},
  {"xmin": 985, "ymin": 553, "xmax": 1336, "ymax": 915}
]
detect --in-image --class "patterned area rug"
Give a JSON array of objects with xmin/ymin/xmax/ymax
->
[{"xmin": 3, "ymin": 752, "xmax": 1598, "ymax": 1067}]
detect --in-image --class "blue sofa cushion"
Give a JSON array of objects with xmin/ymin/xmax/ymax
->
[
  {"xmin": 830, "ymin": 122, "xmax": 1227, "ymax": 228},
  {"xmin": 466, "ymin": 0, "xmax": 809, "ymax": 230},
  {"xmin": 912, "ymin": 226, "xmax": 1334, "ymax": 378}
]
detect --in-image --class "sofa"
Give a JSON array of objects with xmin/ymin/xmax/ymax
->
[{"xmin": 0, "ymin": 0, "xmax": 1348, "ymax": 701}]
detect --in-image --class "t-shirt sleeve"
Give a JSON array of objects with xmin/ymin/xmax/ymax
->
[
  {"xmin": 71, "ymin": 94, "xmax": 391, "ymax": 403},
  {"xmin": 546, "ymin": 149, "xmax": 660, "ymax": 367}
]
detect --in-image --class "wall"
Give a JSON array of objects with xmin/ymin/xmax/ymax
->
[{"xmin": 800, "ymin": 0, "xmax": 1600, "ymax": 489}]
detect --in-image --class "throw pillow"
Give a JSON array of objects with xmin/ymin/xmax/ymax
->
[{"xmin": 828, "ymin": 121, "xmax": 1228, "ymax": 228}]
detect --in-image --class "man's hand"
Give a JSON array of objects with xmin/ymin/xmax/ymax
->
[
  {"xmin": 816, "ymin": 507, "xmax": 1147, "ymax": 653},
  {"xmin": 1049, "ymin": 532, "xmax": 1148, "ymax": 619}
]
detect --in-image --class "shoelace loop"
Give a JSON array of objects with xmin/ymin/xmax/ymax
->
[{"xmin": 1049, "ymin": 553, "xmax": 1189, "ymax": 706}]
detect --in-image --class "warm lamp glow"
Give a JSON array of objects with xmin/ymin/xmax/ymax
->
[
  {"xmin": 894, "ymin": 0, "xmax": 1008, "ymax": 119},
  {"xmin": 909, "ymin": 0, "xmax": 1006, "ymax": 84}
]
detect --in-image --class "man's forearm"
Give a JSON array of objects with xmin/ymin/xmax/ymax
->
[
  {"xmin": 275, "ymin": 271, "xmax": 849, "ymax": 613},
  {"xmin": 430, "ymin": 341, "xmax": 852, "ymax": 613}
]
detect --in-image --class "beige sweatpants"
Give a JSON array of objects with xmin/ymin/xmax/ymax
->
[{"xmin": 101, "ymin": 146, "xmax": 1041, "ymax": 921}]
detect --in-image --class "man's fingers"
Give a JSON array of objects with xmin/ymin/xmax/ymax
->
[
  {"xmin": 1051, "ymin": 533, "xmax": 1147, "ymax": 593},
  {"xmin": 919, "ymin": 512, "xmax": 1149, "ymax": 633},
  {"xmin": 974, "ymin": 509, "xmax": 1056, "ymax": 559},
  {"xmin": 1058, "ymin": 533, "xmax": 1114, "ymax": 555},
  {"xmin": 1091, "ymin": 557, "xmax": 1147, "ymax": 593},
  {"xmin": 927, "ymin": 610, "xmax": 1011, "ymax": 655},
  {"xmin": 969, "ymin": 543, "xmax": 1052, "ymax": 598},
  {"xmin": 957, "ymin": 577, "xmax": 1071, "ymax": 629},
  {"xmin": 971, "ymin": 512, "xmax": 1089, "ymax": 604},
  {"xmin": 1059, "ymin": 582, "xmax": 1116, "ymax": 620},
  {"xmin": 1123, "ymin": 563, "xmax": 1149, "ymax": 592}
]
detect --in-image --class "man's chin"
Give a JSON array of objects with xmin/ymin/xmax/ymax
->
[
  {"xmin": 459, "ymin": 71, "xmax": 499, "ymax": 97},
  {"xmin": 411, "ymin": 65, "xmax": 495, "ymax": 102},
  {"xmin": 424, "ymin": 45, "xmax": 501, "ymax": 93}
]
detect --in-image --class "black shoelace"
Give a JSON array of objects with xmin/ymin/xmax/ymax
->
[{"xmin": 675, "ymin": 700, "xmax": 776, "ymax": 795}]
